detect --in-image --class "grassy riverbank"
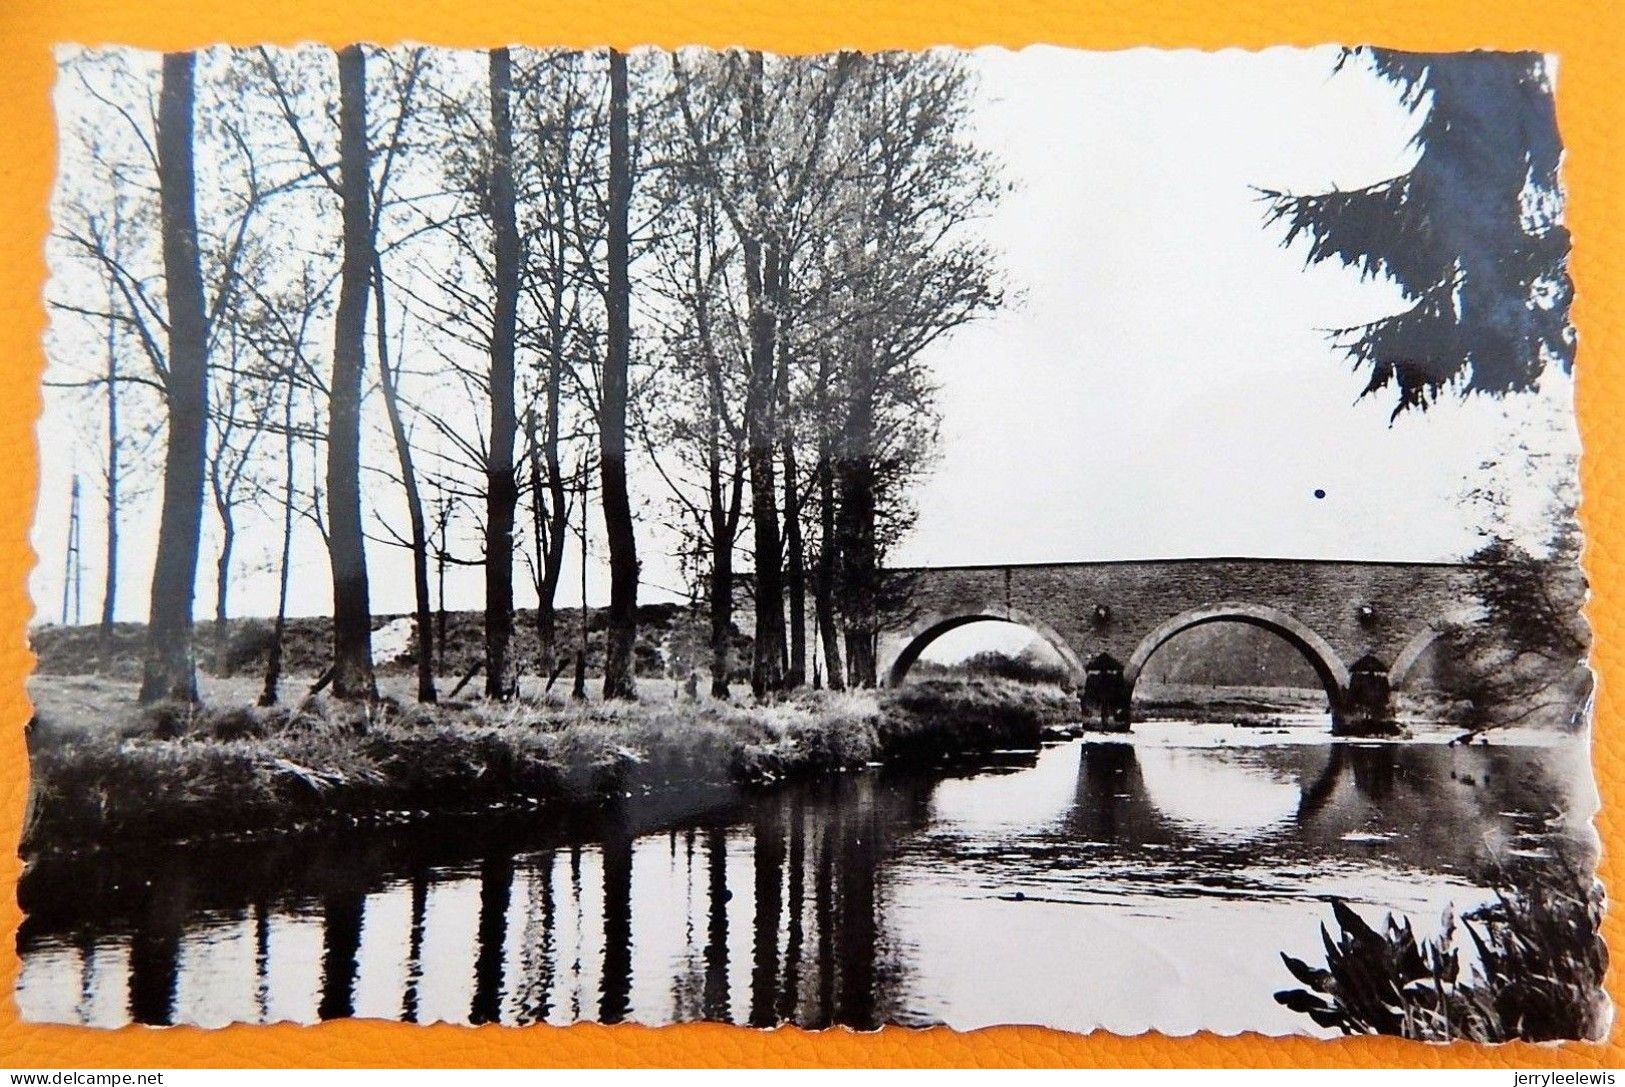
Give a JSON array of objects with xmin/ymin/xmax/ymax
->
[{"xmin": 23, "ymin": 674, "xmax": 1074, "ymax": 850}]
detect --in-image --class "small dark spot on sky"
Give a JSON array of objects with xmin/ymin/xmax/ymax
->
[{"xmin": 1313, "ymin": 489, "xmax": 1326, "ymax": 500}]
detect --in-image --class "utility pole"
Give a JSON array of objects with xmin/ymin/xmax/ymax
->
[{"xmin": 62, "ymin": 474, "xmax": 83, "ymax": 625}]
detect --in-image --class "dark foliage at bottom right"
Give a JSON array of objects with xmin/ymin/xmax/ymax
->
[{"xmin": 1276, "ymin": 859, "xmax": 1609, "ymax": 1042}]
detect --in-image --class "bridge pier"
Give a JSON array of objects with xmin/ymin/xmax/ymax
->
[
  {"xmin": 1080, "ymin": 654, "xmax": 1131, "ymax": 731},
  {"xmin": 1331, "ymin": 654, "xmax": 1403, "ymax": 737}
]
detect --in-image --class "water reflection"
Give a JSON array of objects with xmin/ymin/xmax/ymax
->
[{"xmin": 16, "ymin": 732, "xmax": 1593, "ymax": 1034}]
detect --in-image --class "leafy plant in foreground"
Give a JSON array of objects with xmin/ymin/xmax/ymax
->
[{"xmin": 1276, "ymin": 864, "xmax": 1607, "ymax": 1042}]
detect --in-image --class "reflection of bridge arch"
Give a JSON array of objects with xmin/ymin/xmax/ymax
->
[
  {"xmin": 885, "ymin": 605, "xmax": 1088, "ymax": 687},
  {"xmin": 1122, "ymin": 601, "xmax": 1351, "ymax": 701},
  {"xmin": 1387, "ymin": 606, "xmax": 1484, "ymax": 689}
]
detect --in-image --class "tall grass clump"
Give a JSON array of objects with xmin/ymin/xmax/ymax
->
[
  {"xmin": 732, "ymin": 691, "xmax": 885, "ymax": 784},
  {"xmin": 879, "ymin": 677, "xmax": 1068, "ymax": 758},
  {"xmin": 1274, "ymin": 860, "xmax": 1608, "ymax": 1042}
]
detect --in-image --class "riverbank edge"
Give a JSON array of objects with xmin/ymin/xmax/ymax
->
[{"xmin": 21, "ymin": 675, "xmax": 1074, "ymax": 853}]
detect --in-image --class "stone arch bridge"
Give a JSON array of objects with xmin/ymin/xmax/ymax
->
[{"xmin": 877, "ymin": 557, "xmax": 1481, "ymax": 735}]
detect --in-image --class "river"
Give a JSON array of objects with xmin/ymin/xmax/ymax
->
[{"xmin": 15, "ymin": 720, "xmax": 1596, "ymax": 1036}]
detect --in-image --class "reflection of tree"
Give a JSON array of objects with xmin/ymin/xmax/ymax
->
[
  {"xmin": 748, "ymin": 804, "xmax": 785, "ymax": 1027},
  {"xmin": 316, "ymin": 884, "xmax": 365, "ymax": 1021},
  {"xmin": 835, "ymin": 802, "xmax": 879, "ymax": 1029},
  {"xmin": 400, "ymin": 864, "xmax": 428, "ymax": 1023},
  {"xmin": 127, "ymin": 863, "xmax": 189, "ymax": 1026},
  {"xmin": 812, "ymin": 820, "xmax": 836, "ymax": 1024},
  {"xmin": 776, "ymin": 799, "xmax": 808, "ymax": 1023},
  {"xmin": 252, "ymin": 897, "xmax": 270, "ymax": 1021},
  {"xmin": 22, "ymin": 743, "xmax": 1590, "ymax": 1029},
  {"xmin": 1293, "ymin": 744, "xmax": 1583, "ymax": 881},
  {"xmin": 702, "ymin": 827, "xmax": 731, "ymax": 1021},
  {"xmin": 508, "ymin": 853, "xmax": 556, "ymax": 1025},
  {"xmin": 471, "ymin": 851, "xmax": 514, "ymax": 1024},
  {"xmin": 306, "ymin": 836, "xmax": 395, "ymax": 1022},
  {"xmin": 527, "ymin": 854, "xmax": 557, "ymax": 1024},
  {"xmin": 598, "ymin": 832, "xmax": 634, "ymax": 1023},
  {"xmin": 666, "ymin": 832, "xmax": 702, "ymax": 1022},
  {"xmin": 567, "ymin": 846, "xmax": 583, "ymax": 1021}
]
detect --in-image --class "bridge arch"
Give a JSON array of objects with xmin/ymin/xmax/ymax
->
[
  {"xmin": 1387, "ymin": 605, "xmax": 1485, "ymax": 689},
  {"xmin": 1122, "ymin": 601, "xmax": 1351, "ymax": 700},
  {"xmin": 884, "ymin": 605, "xmax": 1088, "ymax": 687}
]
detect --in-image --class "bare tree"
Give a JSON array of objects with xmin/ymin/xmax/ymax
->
[
  {"xmin": 670, "ymin": 51, "xmax": 862, "ymax": 696},
  {"xmin": 373, "ymin": 267, "xmax": 437, "ymax": 702},
  {"xmin": 824, "ymin": 54, "xmax": 1004, "ymax": 685},
  {"xmin": 639, "ymin": 181, "xmax": 748, "ymax": 698},
  {"xmin": 258, "ymin": 346, "xmax": 303, "ymax": 706},
  {"xmin": 363, "ymin": 48, "xmax": 437, "ymax": 703},
  {"xmin": 52, "ymin": 199, "xmax": 161, "ymax": 650},
  {"xmin": 523, "ymin": 401, "xmax": 573, "ymax": 683},
  {"xmin": 51, "ymin": 49, "xmax": 303, "ymax": 685},
  {"xmin": 599, "ymin": 48, "xmax": 639, "ymax": 700},
  {"xmin": 485, "ymin": 46, "xmax": 522, "ymax": 699},
  {"xmin": 207, "ymin": 323, "xmax": 275, "ymax": 673},
  {"xmin": 809, "ymin": 344, "xmax": 844, "ymax": 689},
  {"xmin": 327, "ymin": 44, "xmax": 380, "ymax": 700},
  {"xmin": 514, "ymin": 51, "xmax": 601, "ymax": 687},
  {"xmin": 249, "ymin": 44, "xmax": 384, "ymax": 700},
  {"xmin": 392, "ymin": 49, "xmax": 601, "ymax": 694},
  {"xmin": 140, "ymin": 51, "xmax": 211, "ymax": 704}
]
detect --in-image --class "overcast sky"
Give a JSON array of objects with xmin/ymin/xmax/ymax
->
[{"xmin": 29, "ymin": 45, "xmax": 1579, "ymax": 630}]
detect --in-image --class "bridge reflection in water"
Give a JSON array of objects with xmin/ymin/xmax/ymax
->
[{"xmin": 16, "ymin": 732, "xmax": 1592, "ymax": 1035}]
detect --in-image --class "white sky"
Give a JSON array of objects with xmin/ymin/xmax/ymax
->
[{"xmin": 29, "ymin": 45, "xmax": 1580, "ymax": 631}]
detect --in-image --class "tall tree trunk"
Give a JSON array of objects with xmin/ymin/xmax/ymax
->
[
  {"xmin": 528, "ymin": 432, "xmax": 555, "ymax": 679},
  {"xmin": 99, "ymin": 264, "xmax": 120, "ymax": 648},
  {"xmin": 259, "ymin": 379, "xmax": 296, "ymax": 707},
  {"xmin": 836, "ymin": 339, "xmax": 879, "ymax": 688},
  {"xmin": 600, "ymin": 49, "xmax": 638, "ymax": 701},
  {"xmin": 529, "ymin": 182, "xmax": 572, "ymax": 681},
  {"xmin": 526, "ymin": 406, "xmax": 568, "ymax": 680},
  {"xmin": 705, "ymin": 379, "xmax": 743, "ymax": 700},
  {"xmin": 743, "ymin": 238, "xmax": 785, "ymax": 697},
  {"xmin": 708, "ymin": 533, "xmax": 734, "ymax": 700},
  {"xmin": 373, "ymin": 258, "xmax": 436, "ymax": 703},
  {"xmin": 782, "ymin": 436, "xmax": 806, "ymax": 688},
  {"xmin": 740, "ymin": 55, "xmax": 787, "ymax": 698},
  {"xmin": 573, "ymin": 451, "xmax": 589, "ymax": 702},
  {"xmin": 212, "ymin": 510, "xmax": 234, "ymax": 674},
  {"xmin": 140, "ymin": 51, "xmax": 208, "ymax": 706},
  {"xmin": 436, "ymin": 553, "xmax": 448, "ymax": 671},
  {"xmin": 813, "ymin": 394, "xmax": 844, "ymax": 691},
  {"xmin": 327, "ymin": 44, "xmax": 378, "ymax": 701},
  {"xmin": 692, "ymin": 193, "xmax": 740, "ymax": 702},
  {"xmin": 485, "ymin": 47, "xmax": 520, "ymax": 700}
]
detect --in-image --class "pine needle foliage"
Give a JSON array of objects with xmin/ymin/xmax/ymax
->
[{"xmin": 1262, "ymin": 49, "xmax": 1572, "ymax": 417}]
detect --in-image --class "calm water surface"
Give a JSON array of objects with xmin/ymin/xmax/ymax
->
[{"xmin": 16, "ymin": 721, "xmax": 1595, "ymax": 1035}]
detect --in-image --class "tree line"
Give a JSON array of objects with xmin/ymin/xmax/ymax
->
[{"xmin": 46, "ymin": 45, "xmax": 1004, "ymax": 706}]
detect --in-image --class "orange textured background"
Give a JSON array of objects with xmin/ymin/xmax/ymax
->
[{"xmin": 1, "ymin": 0, "xmax": 1622, "ymax": 1069}]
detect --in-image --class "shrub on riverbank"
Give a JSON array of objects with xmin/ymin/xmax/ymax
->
[
  {"xmin": 880, "ymin": 677, "xmax": 1068, "ymax": 756},
  {"xmin": 23, "ymin": 675, "xmax": 1071, "ymax": 849},
  {"xmin": 1273, "ymin": 859, "xmax": 1607, "ymax": 1042}
]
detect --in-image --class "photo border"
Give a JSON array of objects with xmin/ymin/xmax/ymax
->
[{"xmin": 1, "ymin": 0, "xmax": 1621, "ymax": 1068}]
